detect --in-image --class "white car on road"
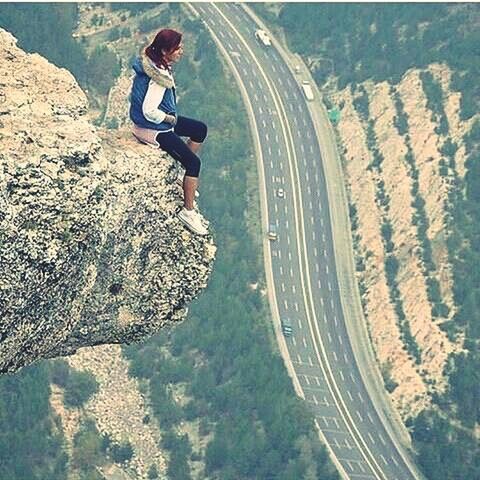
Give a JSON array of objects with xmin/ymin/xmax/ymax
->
[{"xmin": 255, "ymin": 29, "xmax": 271, "ymax": 46}]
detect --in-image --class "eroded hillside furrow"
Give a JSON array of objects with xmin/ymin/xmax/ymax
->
[
  {"xmin": 397, "ymin": 71, "xmax": 452, "ymax": 273},
  {"xmin": 369, "ymin": 82, "xmax": 456, "ymax": 392},
  {"xmin": 336, "ymin": 88, "xmax": 427, "ymax": 416}
]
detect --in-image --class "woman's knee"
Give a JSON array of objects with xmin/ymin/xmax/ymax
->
[
  {"xmin": 186, "ymin": 155, "xmax": 201, "ymax": 178},
  {"xmin": 194, "ymin": 121, "xmax": 208, "ymax": 144}
]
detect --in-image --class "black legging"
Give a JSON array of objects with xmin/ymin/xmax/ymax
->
[{"xmin": 155, "ymin": 115, "xmax": 207, "ymax": 178}]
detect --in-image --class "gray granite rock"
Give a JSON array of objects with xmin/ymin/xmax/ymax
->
[{"xmin": 0, "ymin": 29, "xmax": 215, "ymax": 373}]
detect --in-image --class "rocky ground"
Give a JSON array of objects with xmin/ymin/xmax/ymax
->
[{"xmin": 67, "ymin": 345, "xmax": 167, "ymax": 479}]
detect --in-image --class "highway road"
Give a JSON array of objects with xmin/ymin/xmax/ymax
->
[{"xmin": 189, "ymin": 3, "xmax": 422, "ymax": 480}]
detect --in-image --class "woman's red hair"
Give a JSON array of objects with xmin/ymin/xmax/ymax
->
[{"xmin": 145, "ymin": 29, "xmax": 182, "ymax": 69}]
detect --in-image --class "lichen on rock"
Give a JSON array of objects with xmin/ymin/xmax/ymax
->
[{"xmin": 0, "ymin": 29, "xmax": 215, "ymax": 374}]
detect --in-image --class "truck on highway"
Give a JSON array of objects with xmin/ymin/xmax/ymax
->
[
  {"xmin": 301, "ymin": 80, "xmax": 314, "ymax": 101},
  {"xmin": 281, "ymin": 318, "xmax": 293, "ymax": 337},
  {"xmin": 268, "ymin": 223, "xmax": 278, "ymax": 241}
]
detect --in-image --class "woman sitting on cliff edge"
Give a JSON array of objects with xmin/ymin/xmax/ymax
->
[{"xmin": 129, "ymin": 28, "xmax": 209, "ymax": 236}]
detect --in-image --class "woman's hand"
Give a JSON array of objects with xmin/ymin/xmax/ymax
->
[{"xmin": 165, "ymin": 114, "xmax": 177, "ymax": 125}]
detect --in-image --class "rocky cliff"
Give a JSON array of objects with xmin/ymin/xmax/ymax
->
[{"xmin": 0, "ymin": 29, "xmax": 215, "ymax": 374}]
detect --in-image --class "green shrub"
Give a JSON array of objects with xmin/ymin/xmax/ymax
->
[
  {"xmin": 64, "ymin": 370, "xmax": 99, "ymax": 408},
  {"xmin": 110, "ymin": 441, "xmax": 134, "ymax": 463},
  {"xmin": 49, "ymin": 359, "xmax": 70, "ymax": 387}
]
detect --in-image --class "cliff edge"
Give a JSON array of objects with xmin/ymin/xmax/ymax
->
[{"xmin": 0, "ymin": 29, "xmax": 215, "ymax": 374}]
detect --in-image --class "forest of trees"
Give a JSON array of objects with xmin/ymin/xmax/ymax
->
[
  {"xmin": 274, "ymin": 3, "xmax": 478, "ymax": 120},
  {"xmin": 251, "ymin": 3, "xmax": 480, "ymax": 479},
  {"xmin": 0, "ymin": 364, "xmax": 67, "ymax": 479}
]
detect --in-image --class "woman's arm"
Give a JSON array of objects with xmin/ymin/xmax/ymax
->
[{"xmin": 142, "ymin": 80, "xmax": 175, "ymax": 124}]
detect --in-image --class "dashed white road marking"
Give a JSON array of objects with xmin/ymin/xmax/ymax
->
[
  {"xmin": 302, "ymin": 337, "xmax": 307, "ymax": 348},
  {"xmin": 356, "ymin": 411, "xmax": 363, "ymax": 422},
  {"xmin": 294, "ymin": 302, "xmax": 299, "ymax": 312},
  {"xmin": 284, "ymin": 300, "xmax": 288, "ymax": 309}
]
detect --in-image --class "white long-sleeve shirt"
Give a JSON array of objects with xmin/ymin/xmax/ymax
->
[{"xmin": 142, "ymin": 80, "xmax": 168, "ymax": 124}]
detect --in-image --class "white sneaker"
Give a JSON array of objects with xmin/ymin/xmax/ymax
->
[{"xmin": 178, "ymin": 208, "xmax": 209, "ymax": 236}]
